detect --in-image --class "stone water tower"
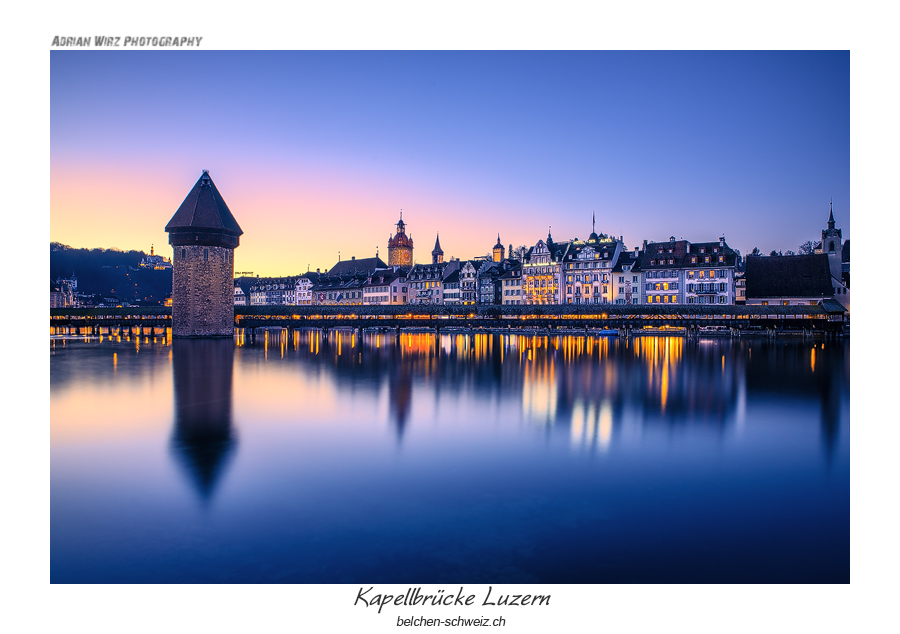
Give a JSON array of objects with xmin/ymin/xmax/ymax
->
[{"xmin": 165, "ymin": 171, "xmax": 243, "ymax": 337}]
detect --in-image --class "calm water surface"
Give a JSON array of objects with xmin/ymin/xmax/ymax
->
[{"xmin": 50, "ymin": 330, "xmax": 849, "ymax": 583}]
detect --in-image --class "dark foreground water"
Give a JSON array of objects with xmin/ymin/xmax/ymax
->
[{"xmin": 50, "ymin": 330, "xmax": 849, "ymax": 583}]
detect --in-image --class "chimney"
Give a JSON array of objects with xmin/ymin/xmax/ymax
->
[
  {"xmin": 316, "ymin": 268, "xmax": 320, "ymax": 274},
  {"xmin": 351, "ymin": 256, "xmax": 355, "ymax": 260},
  {"xmin": 642, "ymin": 239, "xmax": 648, "ymax": 250},
  {"xmin": 670, "ymin": 236, "xmax": 676, "ymax": 243},
  {"xmin": 634, "ymin": 247, "xmax": 639, "ymax": 257}
]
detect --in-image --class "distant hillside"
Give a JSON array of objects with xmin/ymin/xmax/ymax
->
[{"xmin": 50, "ymin": 242, "xmax": 172, "ymax": 305}]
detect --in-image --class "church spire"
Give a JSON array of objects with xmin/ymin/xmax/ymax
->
[
  {"xmin": 432, "ymin": 232, "xmax": 444, "ymax": 264},
  {"xmin": 828, "ymin": 199, "xmax": 835, "ymax": 229}
]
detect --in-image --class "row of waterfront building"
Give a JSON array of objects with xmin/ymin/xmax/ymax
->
[
  {"xmin": 48, "ymin": 171, "xmax": 850, "ymax": 319},
  {"xmin": 234, "ymin": 209, "xmax": 850, "ymax": 310}
]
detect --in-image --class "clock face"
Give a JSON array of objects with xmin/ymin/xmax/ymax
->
[{"xmin": 402, "ymin": 250, "xmax": 410, "ymax": 263}]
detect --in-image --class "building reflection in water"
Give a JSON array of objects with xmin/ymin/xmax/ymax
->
[
  {"xmin": 238, "ymin": 328, "xmax": 846, "ymax": 459},
  {"xmin": 170, "ymin": 338, "xmax": 237, "ymax": 503}
]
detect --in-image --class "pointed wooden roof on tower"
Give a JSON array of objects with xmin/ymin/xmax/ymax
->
[{"xmin": 166, "ymin": 171, "xmax": 243, "ymax": 236}]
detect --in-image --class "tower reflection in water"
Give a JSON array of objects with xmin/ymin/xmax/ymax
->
[{"xmin": 170, "ymin": 338, "xmax": 237, "ymax": 502}]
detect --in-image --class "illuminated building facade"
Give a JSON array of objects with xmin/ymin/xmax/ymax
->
[
  {"xmin": 500, "ymin": 263, "xmax": 524, "ymax": 305},
  {"xmin": 408, "ymin": 260, "xmax": 457, "ymax": 305},
  {"xmin": 442, "ymin": 269, "xmax": 460, "ymax": 304},
  {"xmin": 387, "ymin": 213, "xmax": 414, "ymax": 267},
  {"xmin": 560, "ymin": 230, "xmax": 623, "ymax": 305},
  {"xmin": 249, "ymin": 276, "xmax": 296, "ymax": 306},
  {"xmin": 458, "ymin": 260, "xmax": 481, "ymax": 304},
  {"xmin": 609, "ymin": 248, "xmax": 642, "ymax": 304},
  {"xmin": 363, "ymin": 268, "xmax": 408, "ymax": 305},
  {"xmin": 522, "ymin": 233, "xmax": 568, "ymax": 305},
  {"xmin": 638, "ymin": 236, "xmax": 738, "ymax": 305},
  {"xmin": 682, "ymin": 238, "xmax": 738, "ymax": 305}
]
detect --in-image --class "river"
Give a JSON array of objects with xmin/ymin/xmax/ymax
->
[{"xmin": 50, "ymin": 330, "xmax": 849, "ymax": 583}]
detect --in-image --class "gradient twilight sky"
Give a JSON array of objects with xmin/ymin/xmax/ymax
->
[{"xmin": 50, "ymin": 50, "xmax": 849, "ymax": 276}]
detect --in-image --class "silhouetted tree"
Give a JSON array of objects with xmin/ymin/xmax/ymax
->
[{"xmin": 798, "ymin": 240, "xmax": 819, "ymax": 255}]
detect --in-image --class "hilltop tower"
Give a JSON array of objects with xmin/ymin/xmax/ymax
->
[
  {"xmin": 165, "ymin": 171, "xmax": 243, "ymax": 337},
  {"xmin": 432, "ymin": 233, "xmax": 444, "ymax": 264},
  {"xmin": 388, "ymin": 212, "xmax": 414, "ymax": 266},
  {"xmin": 493, "ymin": 234, "xmax": 505, "ymax": 262}
]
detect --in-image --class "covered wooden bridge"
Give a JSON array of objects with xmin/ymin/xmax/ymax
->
[{"xmin": 51, "ymin": 302, "xmax": 848, "ymax": 338}]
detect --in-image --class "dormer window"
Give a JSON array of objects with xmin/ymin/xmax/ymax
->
[
  {"xmin": 668, "ymin": 259, "xmax": 674, "ymax": 265},
  {"xmin": 718, "ymin": 255, "xmax": 724, "ymax": 262},
  {"xmin": 668, "ymin": 248, "xmax": 673, "ymax": 253},
  {"xmin": 650, "ymin": 259, "xmax": 656, "ymax": 265},
  {"xmin": 699, "ymin": 247, "xmax": 705, "ymax": 254},
  {"xmin": 713, "ymin": 247, "xmax": 718, "ymax": 253},
  {"xmin": 704, "ymin": 256, "xmax": 710, "ymax": 263},
  {"xmin": 691, "ymin": 256, "xmax": 697, "ymax": 264}
]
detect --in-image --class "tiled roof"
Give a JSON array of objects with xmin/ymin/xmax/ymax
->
[
  {"xmin": 165, "ymin": 171, "xmax": 243, "ymax": 235},
  {"xmin": 612, "ymin": 250, "xmax": 641, "ymax": 272},
  {"xmin": 745, "ymin": 254, "xmax": 833, "ymax": 299},
  {"xmin": 325, "ymin": 257, "xmax": 387, "ymax": 277}
]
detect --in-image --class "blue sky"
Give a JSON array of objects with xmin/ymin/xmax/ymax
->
[{"xmin": 51, "ymin": 50, "xmax": 849, "ymax": 273}]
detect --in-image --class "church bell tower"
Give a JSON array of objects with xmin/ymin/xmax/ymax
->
[{"xmin": 388, "ymin": 212, "xmax": 414, "ymax": 267}]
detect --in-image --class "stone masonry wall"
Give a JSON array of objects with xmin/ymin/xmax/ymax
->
[{"xmin": 172, "ymin": 245, "xmax": 235, "ymax": 337}]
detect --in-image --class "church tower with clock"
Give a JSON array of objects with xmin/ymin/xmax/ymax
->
[{"xmin": 387, "ymin": 212, "xmax": 414, "ymax": 267}]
